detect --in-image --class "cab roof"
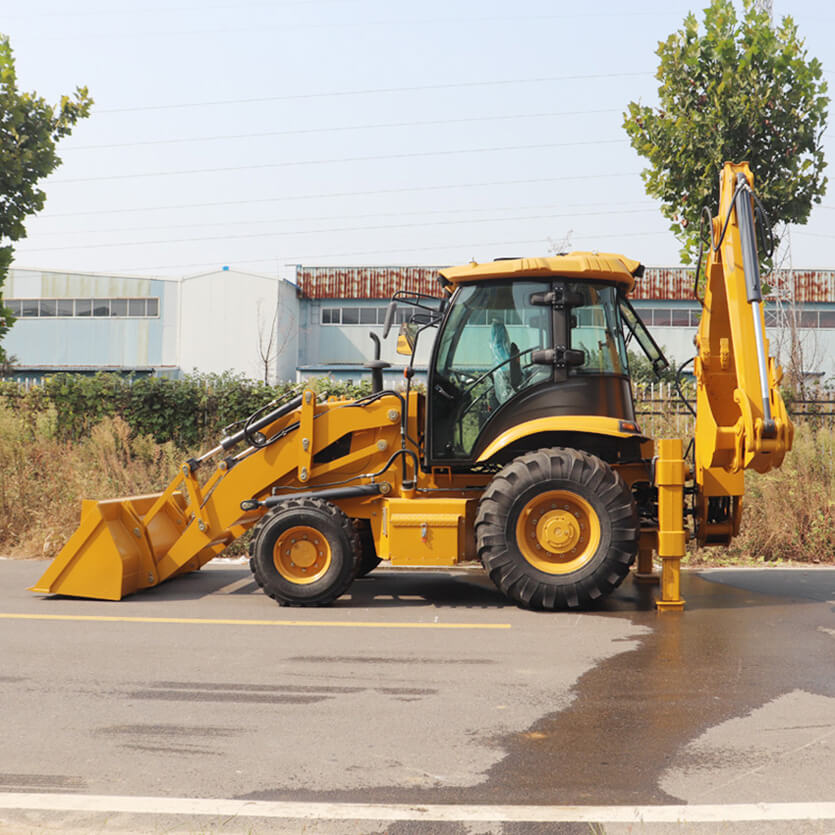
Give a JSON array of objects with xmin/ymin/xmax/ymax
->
[{"xmin": 439, "ymin": 252, "xmax": 643, "ymax": 291}]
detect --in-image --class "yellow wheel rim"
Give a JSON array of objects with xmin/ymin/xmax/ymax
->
[
  {"xmin": 515, "ymin": 490, "xmax": 601, "ymax": 575},
  {"xmin": 273, "ymin": 526, "xmax": 332, "ymax": 584}
]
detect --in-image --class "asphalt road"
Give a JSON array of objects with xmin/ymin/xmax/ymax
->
[{"xmin": 0, "ymin": 558, "xmax": 833, "ymax": 834}]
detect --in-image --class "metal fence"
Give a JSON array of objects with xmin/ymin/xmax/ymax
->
[{"xmin": 633, "ymin": 382, "xmax": 835, "ymax": 439}]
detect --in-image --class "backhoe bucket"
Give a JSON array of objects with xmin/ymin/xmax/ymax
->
[{"xmin": 29, "ymin": 491, "xmax": 201, "ymax": 600}]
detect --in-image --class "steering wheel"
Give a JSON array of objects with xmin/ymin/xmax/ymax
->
[{"xmin": 457, "ymin": 374, "xmax": 496, "ymax": 423}]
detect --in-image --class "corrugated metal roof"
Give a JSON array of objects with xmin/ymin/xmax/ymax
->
[
  {"xmin": 633, "ymin": 268, "xmax": 835, "ymax": 302},
  {"xmin": 296, "ymin": 265, "xmax": 835, "ymax": 302},
  {"xmin": 297, "ymin": 266, "xmax": 445, "ymax": 299}
]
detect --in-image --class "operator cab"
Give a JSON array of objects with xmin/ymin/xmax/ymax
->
[{"xmin": 419, "ymin": 254, "xmax": 666, "ymax": 468}]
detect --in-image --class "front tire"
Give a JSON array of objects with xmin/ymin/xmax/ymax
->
[
  {"xmin": 249, "ymin": 498, "xmax": 359, "ymax": 606},
  {"xmin": 475, "ymin": 447, "xmax": 638, "ymax": 610}
]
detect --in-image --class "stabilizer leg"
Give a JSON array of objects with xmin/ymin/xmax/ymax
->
[{"xmin": 655, "ymin": 439, "xmax": 686, "ymax": 611}]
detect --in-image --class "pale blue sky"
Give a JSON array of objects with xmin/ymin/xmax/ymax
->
[{"xmin": 4, "ymin": 0, "xmax": 834, "ymax": 277}]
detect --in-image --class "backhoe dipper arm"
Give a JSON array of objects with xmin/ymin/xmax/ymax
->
[{"xmin": 692, "ymin": 162, "xmax": 794, "ymax": 544}]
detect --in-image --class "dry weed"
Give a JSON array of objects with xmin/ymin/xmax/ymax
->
[
  {"xmin": 0, "ymin": 405, "xmax": 182, "ymax": 557},
  {"xmin": 726, "ymin": 422, "xmax": 835, "ymax": 562}
]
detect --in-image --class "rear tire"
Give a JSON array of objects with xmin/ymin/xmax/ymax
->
[
  {"xmin": 354, "ymin": 521, "xmax": 382, "ymax": 578},
  {"xmin": 249, "ymin": 498, "xmax": 359, "ymax": 606},
  {"xmin": 475, "ymin": 447, "xmax": 638, "ymax": 610}
]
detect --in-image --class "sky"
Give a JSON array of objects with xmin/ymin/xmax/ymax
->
[{"xmin": 3, "ymin": 0, "xmax": 834, "ymax": 279}]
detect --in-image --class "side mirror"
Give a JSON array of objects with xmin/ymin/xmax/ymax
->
[
  {"xmin": 382, "ymin": 301, "xmax": 397, "ymax": 338},
  {"xmin": 396, "ymin": 322, "xmax": 418, "ymax": 355}
]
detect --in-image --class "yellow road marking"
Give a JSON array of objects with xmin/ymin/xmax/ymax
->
[{"xmin": 0, "ymin": 613, "xmax": 510, "ymax": 630}]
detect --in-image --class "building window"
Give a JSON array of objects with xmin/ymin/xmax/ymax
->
[
  {"xmin": 4, "ymin": 297, "xmax": 160, "ymax": 318},
  {"xmin": 651, "ymin": 309, "xmax": 671, "ymax": 327},
  {"xmin": 670, "ymin": 308, "xmax": 690, "ymax": 327},
  {"xmin": 320, "ymin": 304, "xmax": 426, "ymax": 326}
]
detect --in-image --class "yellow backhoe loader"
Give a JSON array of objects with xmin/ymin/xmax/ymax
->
[{"xmin": 31, "ymin": 162, "xmax": 793, "ymax": 610}]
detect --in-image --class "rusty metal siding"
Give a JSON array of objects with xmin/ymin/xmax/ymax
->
[
  {"xmin": 297, "ymin": 264, "xmax": 835, "ymax": 302},
  {"xmin": 297, "ymin": 266, "xmax": 445, "ymax": 300},
  {"xmin": 774, "ymin": 270, "xmax": 835, "ymax": 303},
  {"xmin": 631, "ymin": 268, "xmax": 695, "ymax": 300},
  {"xmin": 632, "ymin": 268, "xmax": 835, "ymax": 302}
]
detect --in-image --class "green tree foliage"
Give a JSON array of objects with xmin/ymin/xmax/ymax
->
[
  {"xmin": 0, "ymin": 34, "xmax": 92, "ymax": 365},
  {"xmin": 627, "ymin": 350, "xmax": 680, "ymax": 385},
  {"xmin": 623, "ymin": 0, "xmax": 828, "ymax": 263}
]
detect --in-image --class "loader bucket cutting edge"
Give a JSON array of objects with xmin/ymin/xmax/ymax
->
[{"xmin": 30, "ymin": 492, "xmax": 190, "ymax": 601}]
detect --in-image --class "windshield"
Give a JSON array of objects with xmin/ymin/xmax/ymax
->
[{"xmin": 430, "ymin": 280, "xmax": 552, "ymax": 459}]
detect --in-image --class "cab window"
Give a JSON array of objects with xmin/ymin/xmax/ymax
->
[
  {"xmin": 430, "ymin": 280, "xmax": 552, "ymax": 459},
  {"xmin": 568, "ymin": 283, "xmax": 628, "ymax": 375}
]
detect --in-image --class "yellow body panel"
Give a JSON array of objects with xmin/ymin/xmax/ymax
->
[
  {"xmin": 477, "ymin": 415, "xmax": 639, "ymax": 463},
  {"xmin": 440, "ymin": 252, "xmax": 640, "ymax": 289},
  {"xmin": 378, "ymin": 498, "xmax": 475, "ymax": 566}
]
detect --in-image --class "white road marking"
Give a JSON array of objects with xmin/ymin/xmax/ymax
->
[{"xmin": 0, "ymin": 794, "xmax": 833, "ymax": 823}]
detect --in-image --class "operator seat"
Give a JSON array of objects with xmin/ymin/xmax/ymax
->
[{"xmin": 489, "ymin": 320, "xmax": 516, "ymax": 403}]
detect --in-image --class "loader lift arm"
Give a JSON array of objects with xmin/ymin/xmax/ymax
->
[{"xmin": 31, "ymin": 388, "xmax": 416, "ymax": 600}]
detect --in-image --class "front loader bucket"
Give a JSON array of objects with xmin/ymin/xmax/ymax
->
[{"xmin": 30, "ymin": 491, "xmax": 206, "ymax": 601}]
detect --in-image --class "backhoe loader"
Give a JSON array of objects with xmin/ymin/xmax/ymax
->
[{"xmin": 31, "ymin": 162, "xmax": 793, "ymax": 610}]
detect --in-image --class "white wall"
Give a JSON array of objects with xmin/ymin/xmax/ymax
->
[
  {"xmin": 649, "ymin": 324, "xmax": 835, "ymax": 380},
  {"xmin": 178, "ymin": 269, "xmax": 300, "ymax": 382}
]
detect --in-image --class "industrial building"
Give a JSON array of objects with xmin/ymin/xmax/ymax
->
[{"xmin": 3, "ymin": 262, "xmax": 835, "ymax": 384}]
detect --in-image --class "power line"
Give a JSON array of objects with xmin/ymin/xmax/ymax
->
[
  {"xmin": 7, "ymin": 0, "xmax": 355, "ymax": 16},
  {"xmin": 33, "ymin": 201, "xmax": 656, "ymax": 238},
  {"xmin": 43, "ymin": 172, "xmax": 643, "ymax": 217},
  {"xmin": 97, "ymin": 73, "xmax": 651, "ymax": 114},
  {"xmin": 23, "ymin": 18, "xmax": 676, "ymax": 43},
  {"xmin": 66, "ymin": 109, "xmax": 621, "ymax": 151},
  {"xmin": 22, "ymin": 208, "xmax": 660, "ymax": 253},
  {"xmin": 106, "ymin": 229, "xmax": 674, "ymax": 274},
  {"xmin": 51, "ymin": 139, "xmax": 627, "ymax": 183}
]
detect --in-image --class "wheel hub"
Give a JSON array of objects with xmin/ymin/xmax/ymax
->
[
  {"xmin": 537, "ymin": 510, "xmax": 581, "ymax": 554},
  {"xmin": 273, "ymin": 526, "xmax": 331, "ymax": 583},
  {"xmin": 515, "ymin": 490, "xmax": 601, "ymax": 575}
]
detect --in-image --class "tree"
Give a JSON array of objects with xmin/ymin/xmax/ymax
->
[
  {"xmin": 623, "ymin": 0, "xmax": 828, "ymax": 264},
  {"xmin": 0, "ymin": 34, "xmax": 92, "ymax": 368},
  {"xmin": 255, "ymin": 294, "xmax": 295, "ymax": 384}
]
